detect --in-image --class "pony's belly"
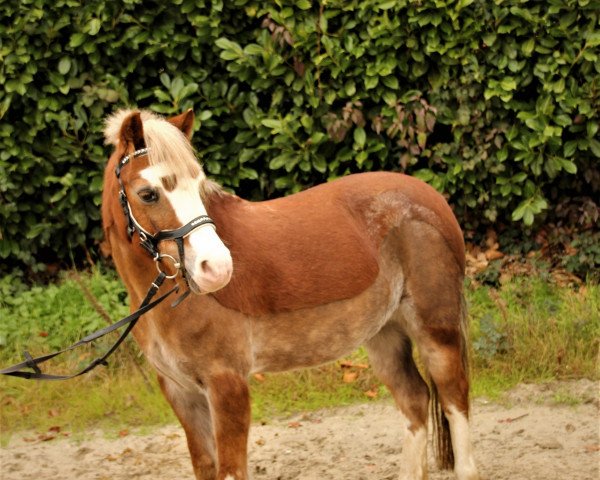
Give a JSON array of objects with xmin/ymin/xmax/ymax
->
[{"xmin": 250, "ymin": 270, "xmax": 403, "ymax": 373}]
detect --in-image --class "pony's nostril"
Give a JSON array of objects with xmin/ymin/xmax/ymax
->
[
  {"xmin": 194, "ymin": 256, "xmax": 232, "ymax": 288},
  {"xmin": 200, "ymin": 260, "xmax": 219, "ymax": 279}
]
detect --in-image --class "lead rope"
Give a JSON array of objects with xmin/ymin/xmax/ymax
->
[{"xmin": 0, "ymin": 272, "xmax": 178, "ymax": 380}]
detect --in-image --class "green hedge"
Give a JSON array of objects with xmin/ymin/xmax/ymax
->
[{"xmin": 1, "ymin": 0, "xmax": 598, "ymax": 273}]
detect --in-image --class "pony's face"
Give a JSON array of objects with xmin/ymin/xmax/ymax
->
[
  {"xmin": 106, "ymin": 110, "xmax": 233, "ymax": 294},
  {"xmin": 132, "ymin": 162, "xmax": 232, "ymax": 293}
]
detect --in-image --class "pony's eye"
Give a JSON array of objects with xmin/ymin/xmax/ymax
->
[{"xmin": 137, "ymin": 188, "xmax": 160, "ymax": 204}]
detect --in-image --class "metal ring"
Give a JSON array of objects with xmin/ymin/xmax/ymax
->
[{"xmin": 155, "ymin": 254, "xmax": 181, "ymax": 279}]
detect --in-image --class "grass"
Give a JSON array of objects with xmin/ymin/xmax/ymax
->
[
  {"xmin": 1, "ymin": 365, "xmax": 175, "ymax": 439},
  {"xmin": 469, "ymin": 276, "xmax": 599, "ymax": 383},
  {"xmin": 1, "ymin": 268, "xmax": 598, "ymax": 444},
  {"xmin": 550, "ymin": 391, "xmax": 583, "ymax": 406}
]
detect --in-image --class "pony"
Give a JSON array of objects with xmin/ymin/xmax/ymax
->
[{"xmin": 101, "ymin": 108, "xmax": 480, "ymax": 480}]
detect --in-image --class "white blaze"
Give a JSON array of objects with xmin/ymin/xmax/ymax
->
[{"xmin": 139, "ymin": 165, "xmax": 232, "ymax": 292}]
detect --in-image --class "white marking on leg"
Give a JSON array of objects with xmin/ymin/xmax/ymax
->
[
  {"xmin": 224, "ymin": 475, "xmax": 236, "ymax": 480},
  {"xmin": 447, "ymin": 405, "xmax": 480, "ymax": 480},
  {"xmin": 398, "ymin": 411, "xmax": 427, "ymax": 480}
]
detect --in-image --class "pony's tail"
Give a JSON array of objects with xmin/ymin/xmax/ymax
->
[
  {"xmin": 430, "ymin": 382, "xmax": 454, "ymax": 470},
  {"xmin": 430, "ymin": 291, "xmax": 470, "ymax": 470}
]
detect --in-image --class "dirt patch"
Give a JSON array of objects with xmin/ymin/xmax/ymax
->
[{"xmin": 1, "ymin": 380, "xmax": 598, "ymax": 480}]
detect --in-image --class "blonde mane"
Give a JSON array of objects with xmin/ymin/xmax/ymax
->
[{"xmin": 104, "ymin": 109, "xmax": 204, "ymax": 181}]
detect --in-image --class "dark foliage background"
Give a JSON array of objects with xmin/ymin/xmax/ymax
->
[{"xmin": 1, "ymin": 0, "xmax": 598, "ymax": 275}]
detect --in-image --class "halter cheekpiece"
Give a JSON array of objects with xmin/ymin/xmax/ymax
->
[{"xmin": 115, "ymin": 147, "xmax": 215, "ymax": 282}]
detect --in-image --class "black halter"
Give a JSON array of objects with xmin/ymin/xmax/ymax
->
[{"xmin": 115, "ymin": 147, "xmax": 215, "ymax": 285}]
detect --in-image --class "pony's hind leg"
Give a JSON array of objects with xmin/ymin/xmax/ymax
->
[
  {"xmin": 396, "ymin": 221, "xmax": 479, "ymax": 480},
  {"xmin": 365, "ymin": 322, "xmax": 430, "ymax": 480},
  {"xmin": 402, "ymin": 290, "xmax": 480, "ymax": 480},
  {"xmin": 414, "ymin": 323, "xmax": 480, "ymax": 480},
  {"xmin": 157, "ymin": 375, "xmax": 216, "ymax": 480}
]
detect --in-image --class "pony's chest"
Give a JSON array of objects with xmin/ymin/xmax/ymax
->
[{"xmin": 144, "ymin": 332, "xmax": 198, "ymax": 390}]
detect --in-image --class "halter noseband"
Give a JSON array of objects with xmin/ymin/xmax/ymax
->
[{"xmin": 115, "ymin": 147, "xmax": 215, "ymax": 283}]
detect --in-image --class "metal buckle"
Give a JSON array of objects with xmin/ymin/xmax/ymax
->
[{"xmin": 155, "ymin": 254, "xmax": 181, "ymax": 279}]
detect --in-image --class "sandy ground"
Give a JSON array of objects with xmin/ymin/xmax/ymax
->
[{"xmin": 1, "ymin": 380, "xmax": 598, "ymax": 480}]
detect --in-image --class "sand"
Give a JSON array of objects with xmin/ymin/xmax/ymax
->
[{"xmin": 1, "ymin": 380, "xmax": 598, "ymax": 480}]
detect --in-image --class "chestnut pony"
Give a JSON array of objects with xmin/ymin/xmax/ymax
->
[{"xmin": 102, "ymin": 109, "xmax": 479, "ymax": 480}]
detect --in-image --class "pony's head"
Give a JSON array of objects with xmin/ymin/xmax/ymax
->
[{"xmin": 103, "ymin": 109, "xmax": 232, "ymax": 294}]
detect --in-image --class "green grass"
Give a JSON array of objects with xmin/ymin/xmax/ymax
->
[
  {"xmin": 469, "ymin": 277, "xmax": 599, "ymax": 387},
  {"xmin": 1, "ymin": 365, "xmax": 175, "ymax": 440},
  {"xmin": 550, "ymin": 390, "xmax": 583, "ymax": 406},
  {"xmin": 1, "ymin": 268, "xmax": 598, "ymax": 444},
  {"xmin": 0, "ymin": 268, "xmax": 130, "ymax": 361}
]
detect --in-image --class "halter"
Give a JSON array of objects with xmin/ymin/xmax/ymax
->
[{"xmin": 115, "ymin": 147, "xmax": 215, "ymax": 284}]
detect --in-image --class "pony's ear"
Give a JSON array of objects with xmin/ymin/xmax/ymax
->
[
  {"xmin": 119, "ymin": 111, "xmax": 146, "ymax": 150},
  {"xmin": 168, "ymin": 109, "xmax": 195, "ymax": 140}
]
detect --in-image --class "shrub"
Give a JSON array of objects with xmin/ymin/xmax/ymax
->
[{"xmin": 1, "ymin": 0, "xmax": 598, "ymax": 274}]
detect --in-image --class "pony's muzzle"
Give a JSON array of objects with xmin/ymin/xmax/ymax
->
[
  {"xmin": 184, "ymin": 232, "xmax": 233, "ymax": 293},
  {"xmin": 190, "ymin": 251, "xmax": 233, "ymax": 293}
]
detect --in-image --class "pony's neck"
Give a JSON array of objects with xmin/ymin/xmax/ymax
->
[{"xmin": 111, "ymin": 227, "xmax": 166, "ymax": 305}]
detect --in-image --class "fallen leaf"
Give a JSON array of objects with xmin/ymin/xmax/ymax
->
[
  {"xmin": 343, "ymin": 371, "xmax": 358, "ymax": 383},
  {"xmin": 485, "ymin": 229, "xmax": 498, "ymax": 248},
  {"xmin": 485, "ymin": 249, "xmax": 504, "ymax": 261},
  {"xmin": 38, "ymin": 433, "xmax": 56, "ymax": 442},
  {"xmin": 255, "ymin": 438, "xmax": 265, "ymax": 446},
  {"xmin": 564, "ymin": 243, "xmax": 577, "ymax": 256},
  {"xmin": 253, "ymin": 373, "xmax": 266, "ymax": 382},
  {"xmin": 48, "ymin": 425, "xmax": 61, "ymax": 433},
  {"xmin": 47, "ymin": 409, "xmax": 60, "ymax": 418},
  {"xmin": 287, "ymin": 421, "xmax": 302, "ymax": 429},
  {"xmin": 364, "ymin": 389, "xmax": 378, "ymax": 399},
  {"xmin": 38, "ymin": 331, "xmax": 49, "ymax": 337},
  {"xmin": 584, "ymin": 444, "xmax": 600, "ymax": 453},
  {"xmin": 118, "ymin": 429, "xmax": 129, "ymax": 437}
]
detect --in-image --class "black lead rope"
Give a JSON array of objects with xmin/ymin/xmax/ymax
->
[{"xmin": 0, "ymin": 272, "xmax": 178, "ymax": 381}]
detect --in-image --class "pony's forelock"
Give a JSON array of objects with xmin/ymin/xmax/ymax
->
[
  {"xmin": 143, "ymin": 114, "xmax": 203, "ymax": 181},
  {"xmin": 104, "ymin": 109, "xmax": 208, "ymax": 183}
]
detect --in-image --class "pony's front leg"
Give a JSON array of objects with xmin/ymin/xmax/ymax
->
[
  {"xmin": 207, "ymin": 371, "xmax": 251, "ymax": 480},
  {"xmin": 157, "ymin": 375, "xmax": 217, "ymax": 480}
]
